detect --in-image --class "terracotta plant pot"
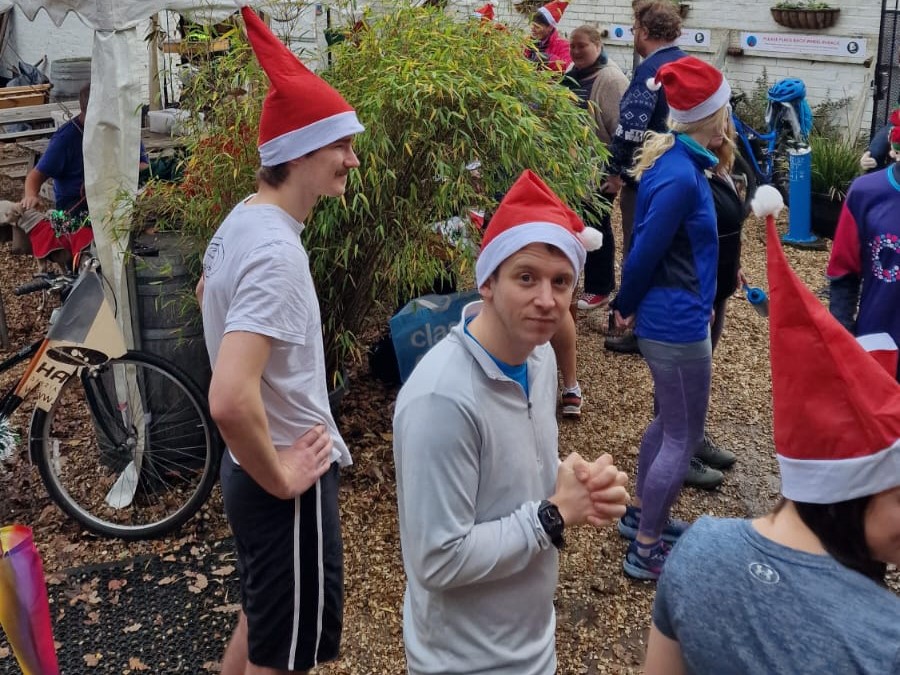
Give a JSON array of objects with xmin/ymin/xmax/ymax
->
[{"xmin": 770, "ymin": 7, "xmax": 840, "ymax": 30}]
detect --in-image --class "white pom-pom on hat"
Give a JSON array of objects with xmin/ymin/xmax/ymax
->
[
  {"xmin": 578, "ymin": 226, "xmax": 603, "ymax": 251},
  {"xmin": 646, "ymin": 77, "xmax": 662, "ymax": 92},
  {"xmin": 751, "ymin": 184, "xmax": 785, "ymax": 219}
]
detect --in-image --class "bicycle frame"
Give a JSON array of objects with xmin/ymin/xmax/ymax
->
[
  {"xmin": 0, "ymin": 263, "xmax": 129, "ymax": 458},
  {"xmin": 731, "ymin": 97, "xmax": 805, "ymax": 188},
  {"xmin": 731, "ymin": 110, "xmax": 778, "ymax": 185}
]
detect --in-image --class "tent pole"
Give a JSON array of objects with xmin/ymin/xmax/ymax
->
[{"xmin": 148, "ymin": 14, "xmax": 162, "ymax": 111}]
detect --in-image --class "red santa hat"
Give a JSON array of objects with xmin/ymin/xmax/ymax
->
[
  {"xmin": 537, "ymin": 0, "xmax": 568, "ymax": 27},
  {"xmin": 647, "ymin": 56, "xmax": 731, "ymax": 124},
  {"xmin": 856, "ymin": 333, "xmax": 899, "ymax": 379},
  {"xmin": 240, "ymin": 6, "xmax": 364, "ymax": 166},
  {"xmin": 890, "ymin": 107, "xmax": 900, "ymax": 153},
  {"xmin": 475, "ymin": 170, "xmax": 602, "ymax": 287},
  {"xmin": 751, "ymin": 184, "xmax": 900, "ymax": 503},
  {"xmin": 472, "ymin": 2, "xmax": 495, "ymax": 21}
]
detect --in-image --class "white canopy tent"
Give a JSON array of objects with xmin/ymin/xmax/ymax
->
[{"xmin": 0, "ymin": 0, "xmax": 267, "ymax": 346}]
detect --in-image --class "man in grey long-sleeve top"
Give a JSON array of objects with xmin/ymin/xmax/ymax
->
[{"xmin": 393, "ymin": 170, "xmax": 630, "ymax": 675}]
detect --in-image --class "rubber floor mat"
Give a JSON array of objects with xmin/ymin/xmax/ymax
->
[{"xmin": 0, "ymin": 538, "xmax": 241, "ymax": 673}]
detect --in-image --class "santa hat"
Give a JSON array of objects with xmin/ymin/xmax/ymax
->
[
  {"xmin": 751, "ymin": 184, "xmax": 900, "ymax": 503},
  {"xmin": 890, "ymin": 107, "xmax": 900, "ymax": 153},
  {"xmin": 537, "ymin": 0, "xmax": 568, "ymax": 27},
  {"xmin": 856, "ymin": 333, "xmax": 899, "ymax": 379},
  {"xmin": 647, "ymin": 56, "xmax": 731, "ymax": 124},
  {"xmin": 472, "ymin": 2, "xmax": 495, "ymax": 21},
  {"xmin": 475, "ymin": 170, "xmax": 602, "ymax": 287},
  {"xmin": 240, "ymin": 6, "xmax": 364, "ymax": 166}
]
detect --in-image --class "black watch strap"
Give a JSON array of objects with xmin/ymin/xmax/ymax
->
[{"xmin": 537, "ymin": 499, "xmax": 565, "ymax": 550}]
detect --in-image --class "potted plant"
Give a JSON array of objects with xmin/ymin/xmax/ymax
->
[
  {"xmin": 808, "ymin": 134, "xmax": 861, "ymax": 239},
  {"xmin": 770, "ymin": 1, "xmax": 840, "ymax": 30},
  {"xmin": 139, "ymin": 4, "xmax": 607, "ymax": 390}
]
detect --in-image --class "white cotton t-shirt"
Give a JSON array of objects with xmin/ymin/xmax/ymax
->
[{"xmin": 201, "ymin": 199, "xmax": 351, "ymax": 467}]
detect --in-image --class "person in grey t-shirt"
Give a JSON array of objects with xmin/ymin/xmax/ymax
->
[
  {"xmin": 198, "ymin": 8, "xmax": 364, "ymax": 674},
  {"xmin": 644, "ymin": 186, "xmax": 900, "ymax": 675}
]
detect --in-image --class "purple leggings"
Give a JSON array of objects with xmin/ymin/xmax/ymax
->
[{"xmin": 635, "ymin": 338, "xmax": 712, "ymax": 542}]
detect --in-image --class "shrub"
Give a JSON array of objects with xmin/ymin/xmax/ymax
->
[
  {"xmin": 809, "ymin": 134, "xmax": 862, "ymax": 201},
  {"xmin": 139, "ymin": 4, "xmax": 607, "ymax": 380}
]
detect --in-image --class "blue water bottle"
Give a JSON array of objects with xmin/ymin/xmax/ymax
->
[{"xmin": 743, "ymin": 283, "xmax": 769, "ymax": 318}]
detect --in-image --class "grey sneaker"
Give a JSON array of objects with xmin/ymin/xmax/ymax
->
[
  {"xmin": 694, "ymin": 434, "xmax": 737, "ymax": 470},
  {"xmin": 683, "ymin": 456, "xmax": 724, "ymax": 490}
]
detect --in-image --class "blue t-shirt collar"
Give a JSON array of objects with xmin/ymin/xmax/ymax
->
[
  {"xmin": 463, "ymin": 316, "xmax": 529, "ymax": 397},
  {"xmin": 675, "ymin": 132, "xmax": 719, "ymax": 171}
]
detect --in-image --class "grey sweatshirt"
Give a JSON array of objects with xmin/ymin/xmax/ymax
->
[{"xmin": 393, "ymin": 303, "xmax": 561, "ymax": 675}]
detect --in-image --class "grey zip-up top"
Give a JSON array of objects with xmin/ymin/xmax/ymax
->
[{"xmin": 393, "ymin": 302, "xmax": 561, "ymax": 675}]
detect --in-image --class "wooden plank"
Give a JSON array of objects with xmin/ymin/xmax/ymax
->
[
  {"xmin": 0, "ymin": 164, "xmax": 29, "ymax": 179},
  {"xmin": 0, "ymin": 102, "xmax": 79, "ymax": 126},
  {"xmin": 0, "ymin": 125, "xmax": 59, "ymax": 142},
  {"xmin": 14, "ymin": 138, "xmax": 49, "ymax": 154},
  {"xmin": 161, "ymin": 37, "xmax": 230, "ymax": 55},
  {"xmin": 0, "ymin": 92, "xmax": 47, "ymax": 109},
  {"xmin": 12, "ymin": 129, "xmax": 183, "ymax": 158},
  {"xmin": 0, "ymin": 83, "xmax": 50, "ymax": 97}
]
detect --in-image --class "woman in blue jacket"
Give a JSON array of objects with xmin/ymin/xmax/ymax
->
[{"xmin": 610, "ymin": 56, "xmax": 730, "ymax": 579}]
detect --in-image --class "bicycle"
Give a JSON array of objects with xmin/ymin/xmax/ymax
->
[
  {"xmin": 0, "ymin": 254, "xmax": 220, "ymax": 540},
  {"xmin": 729, "ymin": 80, "xmax": 811, "ymax": 209}
]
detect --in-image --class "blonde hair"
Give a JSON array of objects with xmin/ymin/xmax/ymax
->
[
  {"xmin": 712, "ymin": 113, "xmax": 736, "ymax": 175},
  {"xmin": 630, "ymin": 106, "xmax": 729, "ymax": 180}
]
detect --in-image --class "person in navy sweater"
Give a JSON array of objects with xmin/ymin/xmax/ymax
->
[
  {"xmin": 610, "ymin": 56, "xmax": 730, "ymax": 580},
  {"xmin": 604, "ymin": 1, "xmax": 686, "ymax": 264}
]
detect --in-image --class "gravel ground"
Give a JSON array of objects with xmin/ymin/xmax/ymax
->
[{"xmin": 0, "ymin": 177, "xmax": 896, "ymax": 674}]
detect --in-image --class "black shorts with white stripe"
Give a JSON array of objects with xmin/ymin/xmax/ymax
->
[{"xmin": 221, "ymin": 452, "xmax": 343, "ymax": 671}]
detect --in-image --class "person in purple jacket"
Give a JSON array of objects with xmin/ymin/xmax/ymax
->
[{"xmin": 828, "ymin": 107, "xmax": 900, "ymax": 381}]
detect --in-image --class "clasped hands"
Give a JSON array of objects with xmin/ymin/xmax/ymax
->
[{"xmin": 551, "ymin": 452, "xmax": 630, "ymax": 529}]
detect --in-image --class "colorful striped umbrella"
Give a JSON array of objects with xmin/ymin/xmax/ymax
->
[{"xmin": 0, "ymin": 525, "xmax": 60, "ymax": 675}]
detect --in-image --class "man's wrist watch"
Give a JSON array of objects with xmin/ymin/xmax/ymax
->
[{"xmin": 537, "ymin": 500, "xmax": 566, "ymax": 550}]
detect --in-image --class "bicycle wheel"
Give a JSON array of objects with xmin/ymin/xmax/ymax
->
[
  {"xmin": 731, "ymin": 150, "xmax": 758, "ymax": 216},
  {"xmin": 30, "ymin": 350, "xmax": 220, "ymax": 540}
]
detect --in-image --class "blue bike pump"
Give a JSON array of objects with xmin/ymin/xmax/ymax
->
[{"xmin": 783, "ymin": 145, "xmax": 825, "ymax": 249}]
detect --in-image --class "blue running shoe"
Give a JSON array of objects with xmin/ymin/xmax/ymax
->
[
  {"xmin": 623, "ymin": 539, "xmax": 671, "ymax": 581},
  {"xmin": 617, "ymin": 506, "xmax": 689, "ymax": 544}
]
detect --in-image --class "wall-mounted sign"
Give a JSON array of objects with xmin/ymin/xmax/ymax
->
[
  {"xmin": 740, "ymin": 32, "xmax": 867, "ymax": 59},
  {"xmin": 606, "ymin": 24, "xmax": 711, "ymax": 48}
]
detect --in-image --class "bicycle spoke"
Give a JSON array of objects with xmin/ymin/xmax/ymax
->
[{"xmin": 32, "ymin": 352, "xmax": 218, "ymax": 540}]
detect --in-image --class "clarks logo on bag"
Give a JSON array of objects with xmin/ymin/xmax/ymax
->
[
  {"xmin": 409, "ymin": 322, "xmax": 452, "ymax": 348},
  {"xmin": 390, "ymin": 290, "xmax": 480, "ymax": 383}
]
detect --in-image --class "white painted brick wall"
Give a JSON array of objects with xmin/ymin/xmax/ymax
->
[
  {"xmin": 0, "ymin": 2, "xmax": 884, "ymax": 139},
  {"xmin": 491, "ymin": 0, "xmax": 881, "ymax": 139}
]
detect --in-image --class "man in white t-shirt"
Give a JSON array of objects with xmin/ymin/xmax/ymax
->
[{"xmin": 197, "ymin": 8, "xmax": 364, "ymax": 675}]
